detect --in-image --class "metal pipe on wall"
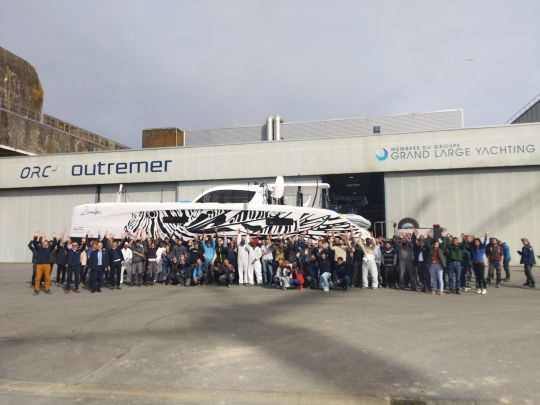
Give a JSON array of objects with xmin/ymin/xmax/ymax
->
[
  {"xmin": 266, "ymin": 116, "xmax": 273, "ymax": 141},
  {"xmin": 274, "ymin": 115, "xmax": 281, "ymax": 141}
]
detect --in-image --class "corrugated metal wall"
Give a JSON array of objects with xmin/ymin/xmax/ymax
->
[
  {"xmin": 512, "ymin": 100, "xmax": 540, "ymax": 124},
  {"xmin": 185, "ymin": 125, "xmax": 265, "ymax": 147},
  {"xmin": 281, "ymin": 110, "xmax": 463, "ymax": 140},
  {"xmin": 384, "ymin": 167, "xmax": 540, "ymax": 265},
  {"xmin": 99, "ymin": 183, "xmax": 177, "ymax": 203},
  {"xmin": 184, "ymin": 110, "xmax": 463, "ymax": 146},
  {"xmin": 1, "ymin": 183, "xmax": 176, "ymax": 262},
  {"xmin": 0, "ymin": 186, "xmax": 96, "ymax": 262}
]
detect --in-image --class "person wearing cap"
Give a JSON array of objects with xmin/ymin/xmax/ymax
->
[{"xmin": 517, "ymin": 238, "xmax": 536, "ymax": 288}]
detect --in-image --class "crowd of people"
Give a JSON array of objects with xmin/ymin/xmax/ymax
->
[{"xmin": 28, "ymin": 226, "xmax": 537, "ymax": 296}]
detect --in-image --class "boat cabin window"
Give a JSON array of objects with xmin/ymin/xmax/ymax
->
[{"xmin": 196, "ymin": 190, "xmax": 256, "ymax": 204}]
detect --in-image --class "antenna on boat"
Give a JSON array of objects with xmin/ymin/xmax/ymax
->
[
  {"xmin": 271, "ymin": 176, "xmax": 285, "ymax": 205},
  {"xmin": 271, "ymin": 176, "xmax": 284, "ymax": 199},
  {"xmin": 116, "ymin": 184, "xmax": 125, "ymax": 203}
]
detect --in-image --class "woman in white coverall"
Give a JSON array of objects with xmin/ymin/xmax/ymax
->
[{"xmin": 237, "ymin": 229, "xmax": 253, "ymax": 285}]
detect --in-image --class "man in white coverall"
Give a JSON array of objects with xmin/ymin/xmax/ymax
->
[
  {"xmin": 237, "ymin": 229, "xmax": 253, "ymax": 285},
  {"xmin": 359, "ymin": 236, "xmax": 379, "ymax": 289},
  {"xmin": 251, "ymin": 238, "xmax": 263, "ymax": 285}
]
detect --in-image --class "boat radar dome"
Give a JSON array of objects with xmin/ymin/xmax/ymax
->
[{"xmin": 272, "ymin": 176, "xmax": 285, "ymax": 199}]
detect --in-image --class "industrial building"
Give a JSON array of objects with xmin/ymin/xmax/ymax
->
[
  {"xmin": 1, "ymin": 108, "xmax": 539, "ymax": 262},
  {"xmin": 1, "ymin": 47, "xmax": 539, "ymax": 263}
]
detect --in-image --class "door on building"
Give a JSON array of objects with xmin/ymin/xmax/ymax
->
[{"xmin": 322, "ymin": 173, "xmax": 385, "ymax": 235}]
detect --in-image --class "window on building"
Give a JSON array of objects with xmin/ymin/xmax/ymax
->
[
  {"xmin": 196, "ymin": 190, "xmax": 256, "ymax": 204},
  {"xmin": 373, "ymin": 125, "xmax": 381, "ymax": 134}
]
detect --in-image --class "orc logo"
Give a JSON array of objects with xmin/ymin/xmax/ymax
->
[
  {"xmin": 375, "ymin": 148, "xmax": 389, "ymax": 161},
  {"xmin": 20, "ymin": 165, "xmax": 59, "ymax": 179}
]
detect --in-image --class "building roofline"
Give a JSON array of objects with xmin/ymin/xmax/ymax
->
[{"xmin": 0, "ymin": 121, "xmax": 539, "ymax": 161}]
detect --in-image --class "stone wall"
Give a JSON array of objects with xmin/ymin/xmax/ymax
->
[
  {"xmin": 0, "ymin": 47, "xmax": 128, "ymax": 154},
  {"xmin": 0, "ymin": 47, "xmax": 44, "ymax": 113},
  {"xmin": 0, "ymin": 109, "xmax": 119, "ymax": 153}
]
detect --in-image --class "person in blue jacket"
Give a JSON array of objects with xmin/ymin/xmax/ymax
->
[
  {"xmin": 517, "ymin": 238, "xmax": 536, "ymax": 288},
  {"xmin": 65, "ymin": 238, "xmax": 86, "ymax": 293},
  {"xmin": 88, "ymin": 237, "xmax": 110, "ymax": 293},
  {"xmin": 201, "ymin": 233, "xmax": 216, "ymax": 284},
  {"xmin": 500, "ymin": 241, "xmax": 512, "ymax": 281},
  {"xmin": 33, "ymin": 232, "xmax": 59, "ymax": 295},
  {"xmin": 192, "ymin": 258, "xmax": 205, "ymax": 286}
]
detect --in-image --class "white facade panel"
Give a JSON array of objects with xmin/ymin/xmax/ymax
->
[
  {"xmin": 0, "ymin": 187, "xmax": 96, "ymax": 262},
  {"xmin": 384, "ymin": 167, "xmax": 540, "ymax": 265},
  {"xmin": 281, "ymin": 110, "xmax": 463, "ymax": 140},
  {"xmin": 98, "ymin": 183, "xmax": 177, "ymax": 203},
  {"xmin": 185, "ymin": 125, "xmax": 263, "ymax": 146},
  {"xmin": 1, "ymin": 123, "xmax": 539, "ymax": 190}
]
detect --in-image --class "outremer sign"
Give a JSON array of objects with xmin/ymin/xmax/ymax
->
[{"xmin": 0, "ymin": 123, "xmax": 539, "ymax": 189}]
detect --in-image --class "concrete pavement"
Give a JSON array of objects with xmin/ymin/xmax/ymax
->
[{"xmin": 0, "ymin": 263, "xmax": 538, "ymax": 404}]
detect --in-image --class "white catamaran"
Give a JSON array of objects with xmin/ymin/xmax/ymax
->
[{"xmin": 70, "ymin": 177, "xmax": 371, "ymax": 239}]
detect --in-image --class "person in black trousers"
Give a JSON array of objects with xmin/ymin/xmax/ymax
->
[
  {"xmin": 88, "ymin": 237, "xmax": 110, "ymax": 293},
  {"xmin": 55, "ymin": 239, "xmax": 68, "ymax": 287},
  {"xmin": 412, "ymin": 231, "xmax": 431, "ymax": 292},
  {"xmin": 28, "ymin": 234, "xmax": 38, "ymax": 287},
  {"xmin": 65, "ymin": 238, "xmax": 86, "ymax": 293},
  {"xmin": 108, "ymin": 236, "xmax": 127, "ymax": 290}
]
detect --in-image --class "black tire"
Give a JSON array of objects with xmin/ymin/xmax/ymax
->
[{"xmin": 397, "ymin": 217, "xmax": 419, "ymax": 230}]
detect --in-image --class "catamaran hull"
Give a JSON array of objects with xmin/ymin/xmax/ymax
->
[{"xmin": 70, "ymin": 203, "xmax": 371, "ymax": 239}]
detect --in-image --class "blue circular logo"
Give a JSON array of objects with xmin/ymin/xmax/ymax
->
[{"xmin": 375, "ymin": 148, "xmax": 389, "ymax": 161}]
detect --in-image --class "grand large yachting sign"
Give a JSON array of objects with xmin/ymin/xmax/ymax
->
[{"xmin": 375, "ymin": 143, "xmax": 536, "ymax": 161}]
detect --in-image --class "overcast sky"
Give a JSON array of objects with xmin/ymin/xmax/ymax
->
[{"xmin": 1, "ymin": 0, "xmax": 539, "ymax": 147}]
